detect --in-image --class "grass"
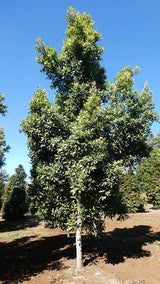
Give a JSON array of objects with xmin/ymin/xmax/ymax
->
[
  {"xmin": 0, "ymin": 230, "xmax": 37, "ymax": 240},
  {"xmin": 0, "ymin": 229, "xmax": 52, "ymax": 241},
  {"xmin": 0, "ymin": 213, "xmax": 45, "ymax": 241}
]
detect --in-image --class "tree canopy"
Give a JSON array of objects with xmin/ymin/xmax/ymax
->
[
  {"xmin": 2, "ymin": 164, "xmax": 27, "ymax": 221},
  {"xmin": 136, "ymin": 144, "xmax": 160, "ymax": 207},
  {"xmin": 21, "ymin": 7, "xmax": 158, "ymax": 269}
]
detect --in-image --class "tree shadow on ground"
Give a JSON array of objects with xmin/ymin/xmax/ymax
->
[
  {"xmin": 0, "ymin": 215, "xmax": 42, "ymax": 232},
  {"xmin": 0, "ymin": 233, "xmax": 75, "ymax": 284},
  {"xmin": 0, "ymin": 225, "xmax": 160, "ymax": 283},
  {"xmin": 83, "ymin": 225, "xmax": 160, "ymax": 266}
]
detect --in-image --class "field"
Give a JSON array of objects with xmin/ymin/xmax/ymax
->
[{"xmin": 0, "ymin": 209, "xmax": 160, "ymax": 284}]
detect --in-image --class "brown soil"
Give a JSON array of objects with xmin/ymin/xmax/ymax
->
[{"xmin": 0, "ymin": 210, "xmax": 160, "ymax": 284}]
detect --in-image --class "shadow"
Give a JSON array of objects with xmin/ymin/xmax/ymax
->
[
  {"xmin": 0, "ymin": 233, "xmax": 75, "ymax": 284},
  {"xmin": 0, "ymin": 215, "xmax": 42, "ymax": 233},
  {"xmin": 0, "ymin": 225, "xmax": 160, "ymax": 283},
  {"xmin": 83, "ymin": 225, "xmax": 160, "ymax": 266}
]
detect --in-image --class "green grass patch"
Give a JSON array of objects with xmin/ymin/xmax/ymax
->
[{"xmin": 0, "ymin": 230, "xmax": 37, "ymax": 240}]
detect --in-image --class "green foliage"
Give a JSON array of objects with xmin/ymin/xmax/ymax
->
[
  {"xmin": 26, "ymin": 180, "xmax": 39, "ymax": 215},
  {"xmin": 120, "ymin": 170, "xmax": 145, "ymax": 213},
  {"xmin": 0, "ymin": 92, "xmax": 7, "ymax": 116},
  {"xmin": 35, "ymin": 7, "xmax": 106, "ymax": 94},
  {"xmin": 0, "ymin": 170, "xmax": 9, "ymax": 209},
  {"xmin": 0, "ymin": 92, "xmax": 9, "ymax": 208},
  {"xmin": 2, "ymin": 165, "xmax": 27, "ymax": 221},
  {"xmin": 105, "ymin": 69, "xmax": 157, "ymax": 165},
  {"xmin": 136, "ymin": 146, "xmax": 160, "ymax": 208},
  {"xmin": 8, "ymin": 164, "xmax": 27, "ymax": 189},
  {"xmin": 21, "ymin": 7, "xmax": 158, "ymax": 235},
  {"xmin": 0, "ymin": 128, "xmax": 9, "ymax": 168},
  {"xmin": 148, "ymin": 132, "xmax": 160, "ymax": 149},
  {"xmin": 0, "ymin": 92, "xmax": 10, "ymax": 168}
]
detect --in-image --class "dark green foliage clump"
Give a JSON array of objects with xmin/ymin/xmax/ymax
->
[
  {"xmin": 120, "ymin": 170, "xmax": 145, "ymax": 213},
  {"xmin": 136, "ymin": 145, "xmax": 160, "ymax": 208},
  {"xmin": 0, "ymin": 170, "xmax": 9, "ymax": 209},
  {"xmin": 2, "ymin": 187, "xmax": 27, "ymax": 220},
  {"xmin": 25, "ymin": 180, "xmax": 39, "ymax": 215},
  {"xmin": 2, "ymin": 165, "xmax": 27, "ymax": 221}
]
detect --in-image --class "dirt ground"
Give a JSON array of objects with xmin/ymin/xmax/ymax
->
[{"xmin": 0, "ymin": 209, "xmax": 160, "ymax": 284}]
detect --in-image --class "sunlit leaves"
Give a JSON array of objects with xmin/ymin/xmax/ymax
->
[
  {"xmin": 22, "ymin": 7, "xmax": 158, "ymax": 235},
  {"xmin": 0, "ymin": 93, "xmax": 7, "ymax": 116}
]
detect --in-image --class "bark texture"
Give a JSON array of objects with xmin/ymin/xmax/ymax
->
[{"xmin": 76, "ymin": 211, "xmax": 83, "ymax": 270}]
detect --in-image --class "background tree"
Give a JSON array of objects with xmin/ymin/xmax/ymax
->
[
  {"xmin": 2, "ymin": 164, "xmax": 27, "ymax": 221},
  {"xmin": 0, "ymin": 169, "xmax": 9, "ymax": 209},
  {"xmin": 120, "ymin": 169, "xmax": 145, "ymax": 213},
  {"xmin": 136, "ymin": 145, "xmax": 160, "ymax": 208},
  {"xmin": 0, "ymin": 92, "xmax": 9, "ymax": 208},
  {"xmin": 148, "ymin": 132, "xmax": 160, "ymax": 148},
  {"xmin": 0, "ymin": 92, "xmax": 10, "ymax": 168},
  {"xmin": 21, "ymin": 7, "xmax": 158, "ymax": 269}
]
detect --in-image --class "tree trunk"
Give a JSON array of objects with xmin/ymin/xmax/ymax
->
[{"xmin": 76, "ymin": 210, "xmax": 83, "ymax": 270}]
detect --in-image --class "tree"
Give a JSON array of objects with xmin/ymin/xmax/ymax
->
[
  {"xmin": 0, "ymin": 169, "xmax": 9, "ymax": 209},
  {"xmin": 0, "ymin": 92, "xmax": 9, "ymax": 168},
  {"xmin": 148, "ymin": 132, "xmax": 160, "ymax": 148},
  {"xmin": 120, "ymin": 169, "xmax": 145, "ymax": 213},
  {"xmin": 136, "ymin": 145, "xmax": 160, "ymax": 208},
  {"xmin": 21, "ymin": 7, "xmax": 158, "ymax": 269},
  {"xmin": 2, "ymin": 164, "xmax": 27, "ymax": 220},
  {"xmin": 0, "ymin": 92, "xmax": 9, "ymax": 209}
]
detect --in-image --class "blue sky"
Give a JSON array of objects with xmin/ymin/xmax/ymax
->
[{"xmin": 0, "ymin": 0, "xmax": 160, "ymax": 178}]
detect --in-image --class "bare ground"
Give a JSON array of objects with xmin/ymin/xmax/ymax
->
[{"xmin": 0, "ymin": 209, "xmax": 160, "ymax": 284}]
